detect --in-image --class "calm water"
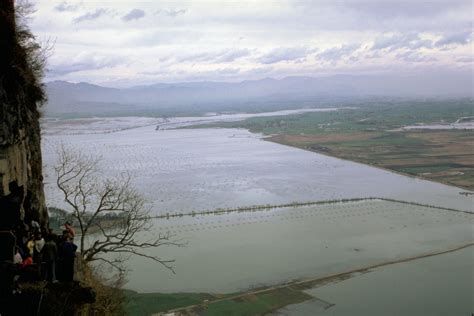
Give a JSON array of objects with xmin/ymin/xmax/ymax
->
[
  {"xmin": 277, "ymin": 246, "xmax": 474, "ymax": 316},
  {"xmin": 40, "ymin": 117, "xmax": 473, "ymax": 294},
  {"xmin": 41, "ymin": 108, "xmax": 340, "ymax": 135},
  {"xmin": 105, "ymin": 200, "xmax": 472, "ymax": 293},
  {"xmin": 42, "ymin": 121, "xmax": 472, "ymax": 214}
]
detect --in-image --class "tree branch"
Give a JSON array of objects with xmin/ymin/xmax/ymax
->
[{"xmin": 54, "ymin": 145, "xmax": 184, "ymax": 274}]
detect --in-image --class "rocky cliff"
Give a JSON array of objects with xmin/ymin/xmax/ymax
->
[{"xmin": 0, "ymin": 0, "xmax": 47, "ymax": 230}]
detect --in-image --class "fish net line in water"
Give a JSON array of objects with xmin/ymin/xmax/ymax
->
[{"xmin": 147, "ymin": 196, "xmax": 472, "ymax": 219}]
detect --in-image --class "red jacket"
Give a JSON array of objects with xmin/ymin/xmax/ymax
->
[{"xmin": 22, "ymin": 257, "xmax": 33, "ymax": 268}]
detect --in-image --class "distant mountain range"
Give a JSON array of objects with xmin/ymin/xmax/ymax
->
[{"xmin": 43, "ymin": 74, "xmax": 473, "ymax": 117}]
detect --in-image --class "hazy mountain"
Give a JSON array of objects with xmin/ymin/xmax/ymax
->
[{"xmin": 43, "ymin": 74, "xmax": 473, "ymax": 117}]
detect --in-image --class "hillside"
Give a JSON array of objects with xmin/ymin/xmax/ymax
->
[{"xmin": 43, "ymin": 73, "xmax": 473, "ymax": 118}]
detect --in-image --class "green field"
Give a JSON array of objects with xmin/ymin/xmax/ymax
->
[
  {"xmin": 193, "ymin": 99, "xmax": 474, "ymax": 190},
  {"xmin": 194, "ymin": 99, "xmax": 472, "ymax": 134},
  {"xmin": 124, "ymin": 291, "xmax": 216, "ymax": 315},
  {"xmin": 122, "ymin": 289, "xmax": 311, "ymax": 316}
]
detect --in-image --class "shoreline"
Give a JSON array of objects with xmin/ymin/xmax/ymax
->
[
  {"xmin": 142, "ymin": 242, "xmax": 474, "ymax": 315},
  {"xmin": 265, "ymin": 134, "xmax": 474, "ymax": 192}
]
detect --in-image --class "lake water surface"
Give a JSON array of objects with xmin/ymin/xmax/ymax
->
[
  {"xmin": 40, "ymin": 116, "xmax": 473, "ymax": 295},
  {"xmin": 121, "ymin": 200, "xmax": 472, "ymax": 293},
  {"xmin": 42, "ymin": 120, "xmax": 472, "ymax": 214},
  {"xmin": 277, "ymin": 246, "xmax": 473, "ymax": 316}
]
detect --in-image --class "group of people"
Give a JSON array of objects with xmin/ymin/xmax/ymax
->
[{"xmin": 13, "ymin": 220, "xmax": 78, "ymax": 282}]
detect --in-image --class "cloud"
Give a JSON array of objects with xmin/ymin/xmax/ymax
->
[
  {"xmin": 176, "ymin": 49, "xmax": 251, "ymax": 63},
  {"xmin": 122, "ymin": 9, "xmax": 145, "ymax": 22},
  {"xmin": 50, "ymin": 54, "xmax": 126, "ymax": 75},
  {"xmin": 247, "ymin": 67, "xmax": 273, "ymax": 75},
  {"xmin": 435, "ymin": 31, "xmax": 472, "ymax": 47},
  {"xmin": 257, "ymin": 47, "xmax": 315, "ymax": 64},
  {"xmin": 128, "ymin": 29, "xmax": 203, "ymax": 47},
  {"xmin": 372, "ymin": 33, "xmax": 432, "ymax": 51},
  {"xmin": 54, "ymin": 2, "xmax": 80, "ymax": 12},
  {"xmin": 215, "ymin": 67, "xmax": 240, "ymax": 75},
  {"xmin": 345, "ymin": 1, "xmax": 468, "ymax": 19},
  {"xmin": 157, "ymin": 9, "xmax": 187, "ymax": 17},
  {"xmin": 73, "ymin": 8, "xmax": 108, "ymax": 23},
  {"xmin": 395, "ymin": 51, "xmax": 436, "ymax": 63},
  {"xmin": 32, "ymin": 1, "xmax": 473, "ymax": 85},
  {"xmin": 317, "ymin": 44, "xmax": 360, "ymax": 61},
  {"xmin": 364, "ymin": 51, "xmax": 383, "ymax": 59},
  {"xmin": 290, "ymin": 1, "xmax": 471, "ymax": 33},
  {"xmin": 456, "ymin": 56, "xmax": 474, "ymax": 63},
  {"xmin": 213, "ymin": 49, "xmax": 251, "ymax": 63}
]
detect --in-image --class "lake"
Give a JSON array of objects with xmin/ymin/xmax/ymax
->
[
  {"xmin": 121, "ymin": 199, "xmax": 472, "ymax": 293},
  {"xmin": 42, "ymin": 118, "xmax": 472, "ymax": 214},
  {"xmin": 277, "ymin": 246, "xmax": 474, "ymax": 316},
  {"xmin": 41, "ymin": 115, "xmax": 473, "ymax": 294}
]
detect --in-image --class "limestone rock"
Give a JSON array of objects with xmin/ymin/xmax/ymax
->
[{"xmin": 0, "ymin": 0, "xmax": 47, "ymax": 230}]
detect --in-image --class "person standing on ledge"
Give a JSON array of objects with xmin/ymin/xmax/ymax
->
[
  {"xmin": 42, "ymin": 235, "xmax": 58, "ymax": 282},
  {"xmin": 61, "ymin": 236, "xmax": 77, "ymax": 282}
]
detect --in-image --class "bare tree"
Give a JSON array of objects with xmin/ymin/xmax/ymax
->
[{"xmin": 54, "ymin": 145, "xmax": 184, "ymax": 274}]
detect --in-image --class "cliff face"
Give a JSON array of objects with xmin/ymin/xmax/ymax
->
[{"xmin": 0, "ymin": 0, "xmax": 47, "ymax": 230}]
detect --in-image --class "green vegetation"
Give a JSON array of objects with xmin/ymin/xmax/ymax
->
[
  {"xmin": 122, "ymin": 234, "xmax": 474, "ymax": 315},
  {"xmin": 193, "ymin": 99, "xmax": 474, "ymax": 190},
  {"xmin": 202, "ymin": 288, "xmax": 312, "ymax": 316},
  {"xmin": 124, "ymin": 291, "xmax": 216, "ymax": 316},
  {"xmin": 195, "ymin": 99, "xmax": 472, "ymax": 135},
  {"xmin": 122, "ymin": 286, "xmax": 313, "ymax": 315}
]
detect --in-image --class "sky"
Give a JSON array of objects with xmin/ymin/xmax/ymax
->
[{"xmin": 28, "ymin": 0, "xmax": 473, "ymax": 87}]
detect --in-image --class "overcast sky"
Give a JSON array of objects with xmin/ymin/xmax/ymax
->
[{"xmin": 29, "ymin": 0, "xmax": 473, "ymax": 87}]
